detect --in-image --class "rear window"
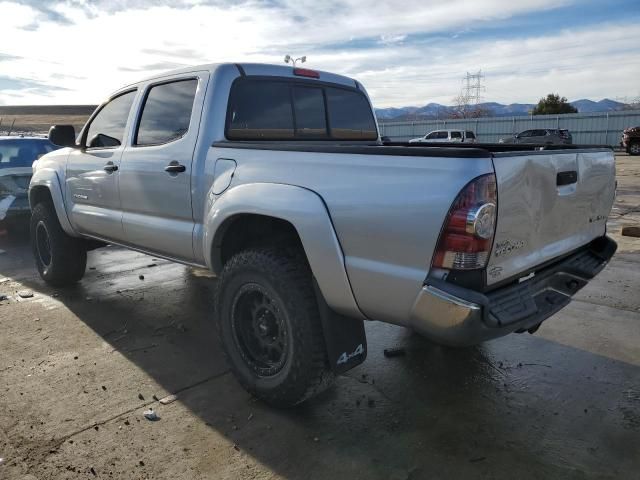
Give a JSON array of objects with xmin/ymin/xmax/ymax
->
[
  {"xmin": 450, "ymin": 131, "xmax": 462, "ymax": 139},
  {"xmin": 226, "ymin": 78, "xmax": 377, "ymax": 141},
  {"xmin": 0, "ymin": 139, "xmax": 56, "ymax": 169}
]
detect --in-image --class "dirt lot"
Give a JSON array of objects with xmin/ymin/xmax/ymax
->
[
  {"xmin": 0, "ymin": 106, "xmax": 94, "ymax": 136},
  {"xmin": 0, "ymin": 154, "xmax": 639, "ymax": 479}
]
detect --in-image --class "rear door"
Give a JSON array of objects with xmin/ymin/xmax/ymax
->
[
  {"xmin": 486, "ymin": 149, "xmax": 615, "ymax": 285},
  {"xmin": 66, "ymin": 90, "xmax": 137, "ymax": 241},
  {"xmin": 118, "ymin": 74, "xmax": 206, "ymax": 261}
]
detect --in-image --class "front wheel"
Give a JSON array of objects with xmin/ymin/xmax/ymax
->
[
  {"xmin": 215, "ymin": 247, "xmax": 334, "ymax": 407},
  {"xmin": 30, "ymin": 202, "xmax": 87, "ymax": 287},
  {"xmin": 629, "ymin": 141, "xmax": 640, "ymax": 156}
]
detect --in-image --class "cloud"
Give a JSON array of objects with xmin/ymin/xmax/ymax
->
[{"xmin": 0, "ymin": 0, "xmax": 638, "ymax": 107}]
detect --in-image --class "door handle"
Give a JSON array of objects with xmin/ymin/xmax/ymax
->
[
  {"xmin": 557, "ymin": 170, "xmax": 578, "ymax": 186},
  {"xmin": 164, "ymin": 163, "xmax": 186, "ymax": 173},
  {"xmin": 103, "ymin": 163, "xmax": 118, "ymax": 173}
]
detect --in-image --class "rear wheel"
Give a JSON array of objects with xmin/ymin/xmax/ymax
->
[
  {"xmin": 629, "ymin": 141, "xmax": 640, "ymax": 156},
  {"xmin": 215, "ymin": 247, "xmax": 334, "ymax": 407},
  {"xmin": 30, "ymin": 202, "xmax": 87, "ymax": 287}
]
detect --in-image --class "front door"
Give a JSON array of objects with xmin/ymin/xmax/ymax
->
[
  {"xmin": 118, "ymin": 75, "xmax": 206, "ymax": 261},
  {"xmin": 65, "ymin": 90, "xmax": 138, "ymax": 241}
]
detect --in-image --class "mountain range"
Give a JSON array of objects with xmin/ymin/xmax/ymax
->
[{"xmin": 375, "ymin": 98, "xmax": 626, "ymax": 121}]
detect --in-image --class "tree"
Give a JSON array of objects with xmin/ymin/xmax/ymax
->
[
  {"xmin": 449, "ymin": 94, "xmax": 491, "ymax": 119},
  {"xmin": 532, "ymin": 93, "xmax": 578, "ymax": 115}
]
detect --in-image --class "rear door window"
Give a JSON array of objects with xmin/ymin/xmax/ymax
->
[
  {"xmin": 135, "ymin": 79, "xmax": 198, "ymax": 146},
  {"xmin": 450, "ymin": 131, "xmax": 462, "ymax": 139},
  {"xmin": 226, "ymin": 78, "xmax": 377, "ymax": 141},
  {"xmin": 465, "ymin": 131, "xmax": 476, "ymax": 139}
]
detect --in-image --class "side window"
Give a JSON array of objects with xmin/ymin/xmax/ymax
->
[
  {"xmin": 293, "ymin": 86, "xmax": 327, "ymax": 137},
  {"xmin": 425, "ymin": 132, "xmax": 437, "ymax": 139},
  {"xmin": 85, "ymin": 90, "xmax": 136, "ymax": 149},
  {"xmin": 465, "ymin": 131, "xmax": 476, "ymax": 139},
  {"xmin": 450, "ymin": 131, "xmax": 462, "ymax": 139},
  {"xmin": 519, "ymin": 130, "xmax": 531, "ymax": 138},
  {"xmin": 135, "ymin": 79, "xmax": 198, "ymax": 146},
  {"xmin": 437, "ymin": 131, "xmax": 449, "ymax": 139},
  {"xmin": 227, "ymin": 80, "xmax": 294, "ymax": 139}
]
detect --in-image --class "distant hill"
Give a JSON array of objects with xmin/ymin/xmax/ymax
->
[{"xmin": 375, "ymin": 98, "xmax": 627, "ymax": 121}]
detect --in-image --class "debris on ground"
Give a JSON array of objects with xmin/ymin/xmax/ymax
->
[
  {"xmin": 622, "ymin": 226, "xmax": 640, "ymax": 238},
  {"xmin": 143, "ymin": 408, "xmax": 159, "ymax": 421},
  {"xmin": 17, "ymin": 290, "xmax": 34, "ymax": 298},
  {"xmin": 368, "ymin": 398, "xmax": 376, "ymax": 408},
  {"xmin": 159, "ymin": 394, "xmax": 177, "ymax": 405},
  {"xmin": 152, "ymin": 394, "xmax": 159, "ymax": 401},
  {"xmin": 138, "ymin": 275, "xmax": 145, "ymax": 280},
  {"xmin": 0, "ymin": 294, "xmax": 8, "ymax": 301},
  {"xmin": 383, "ymin": 347, "xmax": 406, "ymax": 358},
  {"xmin": 138, "ymin": 393, "xmax": 145, "ymax": 400}
]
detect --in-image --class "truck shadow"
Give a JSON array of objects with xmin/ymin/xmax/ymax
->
[{"xmin": 1, "ymin": 236, "xmax": 639, "ymax": 479}]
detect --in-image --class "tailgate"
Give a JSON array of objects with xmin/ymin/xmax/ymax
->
[{"xmin": 486, "ymin": 149, "xmax": 615, "ymax": 286}]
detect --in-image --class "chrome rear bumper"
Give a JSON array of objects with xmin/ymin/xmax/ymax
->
[{"xmin": 410, "ymin": 236, "xmax": 617, "ymax": 346}]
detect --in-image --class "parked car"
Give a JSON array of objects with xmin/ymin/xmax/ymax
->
[
  {"xmin": 0, "ymin": 136, "xmax": 58, "ymax": 230},
  {"xmin": 499, "ymin": 128, "xmax": 572, "ymax": 145},
  {"xmin": 31, "ymin": 63, "xmax": 616, "ymax": 406},
  {"xmin": 621, "ymin": 126, "xmax": 640, "ymax": 155},
  {"xmin": 409, "ymin": 129, "xmax": 476, "ymax": 143}
]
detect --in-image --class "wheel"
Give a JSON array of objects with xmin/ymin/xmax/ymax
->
[
  {"xmin": 30, "ymin": 202, "xmax": 87, "ymax": 287},
  {"xmin": 629, "ymin": 141, "xmax": 640, "ymax": 156},
  {"xmin": 215, "ymin": 247, "xmax": 334, "ymax": 407}
]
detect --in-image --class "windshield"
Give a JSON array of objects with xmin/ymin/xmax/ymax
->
[{"xmin": 0, "ymin": 139, "xmax": 57, "ymax": 169}]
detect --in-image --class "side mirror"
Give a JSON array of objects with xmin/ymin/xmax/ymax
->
[{"xmin": 48, "ymin": 125, "xmax": 77, "ymax": 147}]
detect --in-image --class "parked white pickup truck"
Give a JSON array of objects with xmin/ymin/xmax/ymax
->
[{"xmin": 30, "ymin": 63, "xmax": 616, "ymax": 406}]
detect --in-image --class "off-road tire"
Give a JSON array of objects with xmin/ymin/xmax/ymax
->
[
  {"xmin": 629, "ymin": 141, "xmax": 640, "ymax": 156},
  {"xmin": 215, "ymin": 247, "xmax": 334, "ymax": 407},
  {"xmin": 30, "ymin": 202, "xmax": 87, "ymax": 287}
]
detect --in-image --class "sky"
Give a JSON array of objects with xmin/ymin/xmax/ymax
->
[{"xmin": 0, "ymin": 0, "xmax": 639, "ymax": 108}]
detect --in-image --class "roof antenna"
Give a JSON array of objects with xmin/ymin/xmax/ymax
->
[{"xmin": 284, "ymin": 55, "xmax": 307, "ymax": 68}]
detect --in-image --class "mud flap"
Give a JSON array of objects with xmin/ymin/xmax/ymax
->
[{"xmin": 313, "ymin": 280, "xmax": 367, "ymax": 374}]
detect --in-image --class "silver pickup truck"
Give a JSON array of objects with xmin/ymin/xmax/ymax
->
[{"xmin": 30, "ymin": 63, "xmax": 616, "ymax": 406}]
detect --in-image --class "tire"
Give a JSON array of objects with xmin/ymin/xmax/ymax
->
[
  {"xmin": 629, "ymin": 141, "xmax": 640, "ymax": 156},
  {"xmin": 30, "ymin": 202, "xmax": 87, "ymax": 287},
  {"xmin": 215, "ymin": 247, "xmax": 334, "ymax": 407}
]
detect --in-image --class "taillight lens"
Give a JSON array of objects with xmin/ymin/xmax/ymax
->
[{"xmin": 431, "ymin": 174, "xmax": 497, "ymax": 270}]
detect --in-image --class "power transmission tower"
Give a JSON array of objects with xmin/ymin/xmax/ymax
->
[
  {"xmin": 453, "ymin": 70, "xmax": 486, "ymax": 118},
  {"xmin": 463, "ymin": 70, "xmax": 485, "ymax": 105}
]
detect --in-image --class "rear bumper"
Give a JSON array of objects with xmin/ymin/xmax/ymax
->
[{"xmin": 409, "ymin": 236, "xmax": 617, "ymax": 346}]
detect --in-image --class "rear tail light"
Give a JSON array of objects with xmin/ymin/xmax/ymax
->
[{"xmin": 431, "ymin": 174, "xmax": 497, "ymax": 270}]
